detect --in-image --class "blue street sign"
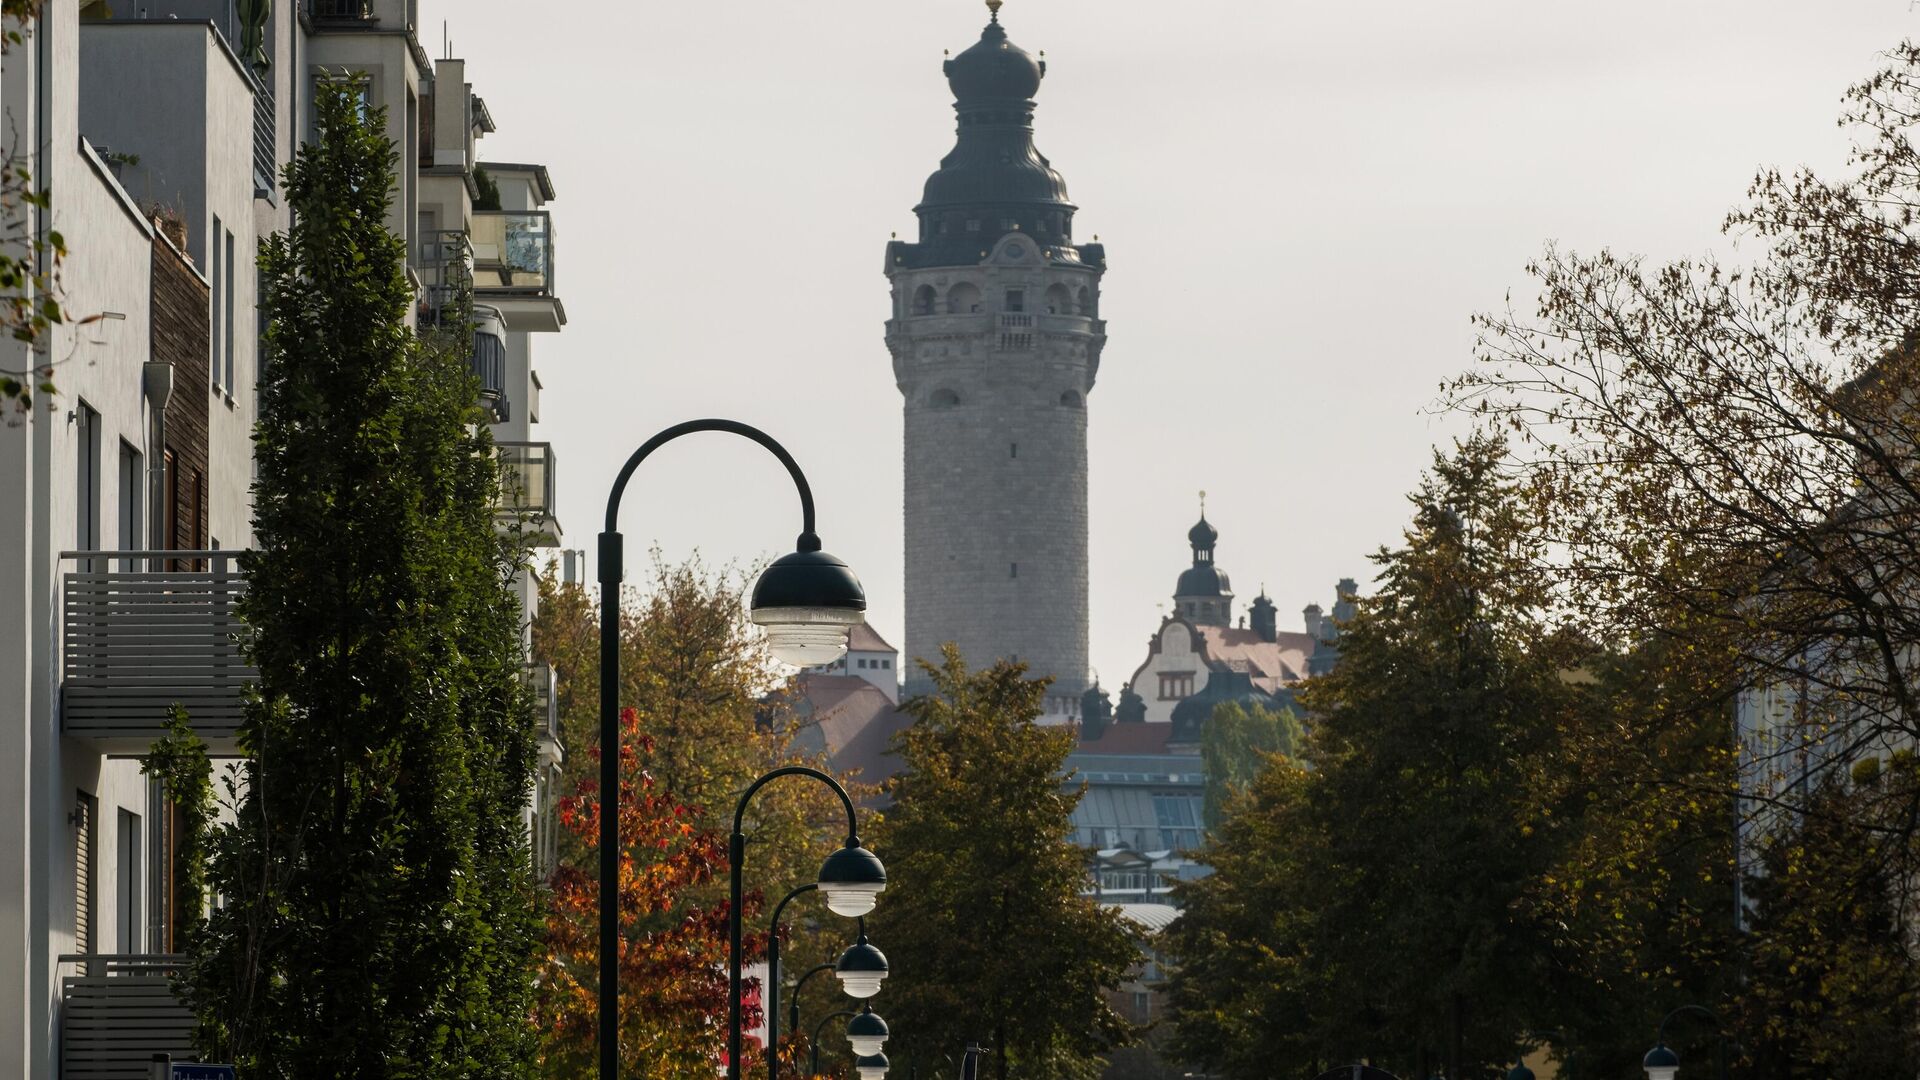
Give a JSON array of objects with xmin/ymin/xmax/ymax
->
[{"xmin": 173, "ymin": 1066, "xmax": 237, "ymax": 1080}]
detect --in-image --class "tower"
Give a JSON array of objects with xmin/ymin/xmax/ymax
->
[
  {"xmin": 1173, "ymin": 513, "xmax": 1233, "ymax": 627},
  {"xmin": 885, "ymin": 4, "xmax": 1107, "ymax": 717}
]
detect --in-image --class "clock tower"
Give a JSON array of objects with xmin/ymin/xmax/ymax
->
[{"xmin": 883, "ymin": 3, "xmax": 1107, "ymax": 718}]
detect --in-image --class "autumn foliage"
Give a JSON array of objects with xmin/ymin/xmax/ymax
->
[{"xmin": 536, "ymin": 705, "xmax": 767, "ymax": 1076}]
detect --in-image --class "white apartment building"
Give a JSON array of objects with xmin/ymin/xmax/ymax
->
[{"xmin": 0, "ymin": 3, "xmax": 566, "ymax": 1075}]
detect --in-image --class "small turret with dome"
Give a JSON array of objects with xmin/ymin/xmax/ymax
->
[{"xmin": 1173, "ymin": 494, "xmax": 1233, "ymax": 626}]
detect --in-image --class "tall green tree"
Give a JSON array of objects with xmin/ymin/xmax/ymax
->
[
  {"xmin": 187, "ymin": 80, "xmax": 540, "ymax": 1077},
  {"xmin": 1199, "ymin": 700, "xmax": 1302, "ymax": 831},
  {"xmin": 1167, "ymin": 437, "xmax": 1579, "ymax": 1079},
  {"xmin": 868, "ymin": 649, "xmax": 1138, "ymax": 1080}
]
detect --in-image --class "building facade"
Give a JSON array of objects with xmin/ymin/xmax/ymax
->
[
  {"xmin": 886, "ymin": 7, "xmax": 1107, "ymax": 720},
  {"xmin": 0, "ymin": 4, "xmax": 565, "ymax": 1074}
]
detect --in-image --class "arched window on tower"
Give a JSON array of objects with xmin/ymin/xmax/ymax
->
[
  {"xmin": 948, "ymin": 282, "xmax": 981, "ymax": 314},
  {"xmin": 1045, "ymin": 284, "xmax": 1072, "ymax": 315},
  {"xmin": 1058, "ymin": 390, "xmax": 1083, "ymax": 408},
  {"xmin": 929, "ymin": 388, "xmax": 961, "ymax": 409},
  {"xmin": 912, "ymin": 285, "xmax": 936, "ymax": 316},
  {"xmin": 1077, "ymin": 286, "xmax": 1094, "ymax": 316}
]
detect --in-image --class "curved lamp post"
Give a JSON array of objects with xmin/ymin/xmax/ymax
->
[
  {"xmin": 787, "ymin": 961, "xmax": 836, "ymax": 1037},
  {"xmin": 763, "ymin": 882, "xmax": 815, "ymax": 1080},
  {"xmin": 811, "ymin": 1009, "xmax": 858, "ymax": 1075},
  {"xmin": 597, "ymin": 419, "xmax": 867, "ymax": 1080},
  {"xmin": 729, "ymin": 767, "xmax": 886, "ymax": 1080},
  {"xmin": 1643, "ymin": 1004, "xmax": 1731, "ymax": 1080}
]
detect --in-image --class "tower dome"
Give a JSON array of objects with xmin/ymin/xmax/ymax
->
[
  {"xmin": 1174, "ymin": 509, "xmax": 1232, "ymax": 623},
  {"xmin": 1187, "ymin": 516, "xmax": 1218, "ymax": 551},
  {"xmin": 945, "ymin": 10, "xmax": 1043, "ymax": 103}
]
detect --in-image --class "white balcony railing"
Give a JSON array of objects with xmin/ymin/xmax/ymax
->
[{"xmin": 61, "ymin": 551, "xmax": 253, "ymax": 749}]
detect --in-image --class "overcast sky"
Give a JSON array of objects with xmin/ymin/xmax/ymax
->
[{"xmin": 422, "ymin": 0, "xmax": 1910, "ymax": 687}]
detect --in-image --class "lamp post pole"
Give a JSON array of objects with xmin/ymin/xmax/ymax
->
[
  {"xmin": 729, "ymin": 766, "xmax": 876, "ymax": 1080},
  {"xmin": 764, "ymin": 882, "xmax": 818, "ymax": 1080},
  {"xmin": 787, "ymin": 961, "xmax": 836, "ymax": 1039},
  {"xmin": 597, "ymin": 419, "xmax": 864, "ymax": 1080},
  {"xmin": 810, "ymin": 1009, "xmax": 858, "ymax": 1076}
]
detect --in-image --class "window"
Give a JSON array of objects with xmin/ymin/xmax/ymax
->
[
  {"xmin": 929, "ymin": 388, "xmax": 961, "ymax": 409},
  {"xmin": 1153, "ymin": 794, "xmax": 1203, "ymax": 851},
  {"xmin": 211, "ymin": 215, "xmax": 224, "ymax": 393},
  {"xmin": 912, "ymin": 284, "xmax": 936, "ymax": 315},
  {"xmin": 1010, "ymin": 563, "xmax": 1018, "ymax": 579},
  {"xmin": 1157, "ymin": 672, "xmax": 1194, "ymax": 700},
  {"xmin": 1004, "ymin": 289, "xmax": 1024, "ymax": 313},
  {"xmin": 76, "ymin": 401, "xmax": 101, "ymax": 567},
  {"xmin": 116, "ymin": 808, "xmax": 142, "ymax": 953},
  {"xmin": 224, "ymin": 227, "xmax": 237, "ymax": 395},
  {"xmin": 118, "ymin": 441, "xmax": 142, "ymax": 570},
  {"xmin": 1010, "ymin": 442, "xmax": 1017, "ymax": 459},
  {"xmin": 1134, "ymin": 991, "xmax": 1152, "ymax": 1020},
  {"xmin": 966, "ymin": 218, "xmax": 981, "ymax": 232},
  {"xmin": 881, "ymin": 659, "xmax": 891, "ymax": 669}
]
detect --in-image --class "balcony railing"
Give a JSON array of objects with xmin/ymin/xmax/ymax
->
[
  {"xmin": 471, "ymin": 211, "xmax": 555, "ymax": 296},
  {"xmin": 308, "ymin": 0, "xmax": 373, "ymax": 21},
  {"xmin": 61, "ymin": 552, "xmax": 253, "ymax": 749},
  {"xmin": 249, "ymin": 71, "xmax": 276, "ymax": 198},
  {"xmin": 59, "ymin": 953, "xmax": 194, "ymax": 1079},
  {"xmin": 471, "ymin": 308, "xmax": 508, "ymax": 419},
  {"xmin": 496, "ymin": 442, "xmax": 557, "ymax": 520},
  {"xmin": 525, "ymin": 662, "xmax": 559, "ymax": 745}
]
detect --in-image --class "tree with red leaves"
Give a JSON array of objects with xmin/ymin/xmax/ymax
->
[{"xmin": 536, "ymin": 706, "xmax": 767, "ymax": 1076}]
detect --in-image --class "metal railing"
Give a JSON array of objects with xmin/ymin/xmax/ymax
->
[
  {"xmin": 60, "ymin": 551, "xmax": 254, "ymax": 744},
  {"xmin": 471, "ymin": 211, "xmax": 555, "ymax": 296},
  {"xmin": 250, "ymin": 72, "xmax": 277, "ymax": 197},
  {"xmin": 59, "ymin": 953, "xmax": 194, "ymax": 1079},
  {"xmin": 309, "ymin": 0, "xmax": 373, "ymax": 21},
  {"xmin": 495, "ymin": 442, "xmax": 557, "ymax": 519}
]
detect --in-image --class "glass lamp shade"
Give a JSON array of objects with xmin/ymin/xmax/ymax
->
[
  {"xmin": 750, "ymin": 548, "xmax": 867, "ymax": 667},
  {"xmin": 1643, "ymin": 1044, "xmax": 1680, "ymax": 1080},
  {"xmin": 846, "ymin": 1008, "xmax": 889, "ymax": 1057},
  {"xmin": 854, "ymin": 1052, "xmax": 890, "ymax": 1080},
  {"xmin": 835, "ymin": 939, "xmax": 889, "ymax": 999},
  {"xmin": 818, "ymin": 844, "xmax": 887, "ymax": 917}
]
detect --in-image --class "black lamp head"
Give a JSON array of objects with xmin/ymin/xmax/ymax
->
[
  {"xmin": 750, "ymin": 545, "xmax": 867, "ymax": 667},
  {"xmin": 818, "ymin": 842, "xmax": 887, "ymax": 917}
]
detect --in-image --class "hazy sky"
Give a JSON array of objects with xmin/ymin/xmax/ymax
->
[{"xmin": 422, "ymin": 0, "xmax": 1910, "ymax": 687}]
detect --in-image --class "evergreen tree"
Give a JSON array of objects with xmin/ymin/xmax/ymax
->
[
  {"xmin": 188, "ymin": 80, "xmax": 539, "ymax": 1077},
  {"xmin": 868, "ymin": 648, "xmax": 1138, "ymax": 1080},
  {"xmin": 1166, "ymin": 437, "xmax": 1577, "ymax": 1078}
]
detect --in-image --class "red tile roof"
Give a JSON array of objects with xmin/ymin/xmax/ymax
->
[
  {"xmin": 1195, "ymin": 626, "xmax": 1313, "ymax": 691},
  {"xmin": 1076, "ymin": 722, "xmax": 1176, "ymax": 755}
]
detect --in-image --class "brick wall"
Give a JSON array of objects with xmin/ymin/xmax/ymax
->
[{"xmin": 151, "ymin": 233, "xmax": 210, "ymax": 553}]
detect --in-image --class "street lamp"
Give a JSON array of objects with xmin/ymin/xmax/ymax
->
[
  {"xmin": 854, "ymin": 1050, "xmax": 891, "ymax": 1079},
  {"xmin": 834, "ymin": 919, "xmax": 890, "ymax": 998},
  {"xmin": 1642, "ymin": 1004, "xmax": 1731, "ymax": 1080},
  {"xmin": 597, "ymin": 419, "xmax": 868, "ymax": 1080},
  {"xmin": 847, "ymin": 1003, "xmax": 890, "ymax": 1056},
  {"xmin": 729, "ymin": 767, "xmax": 886, "ymax": 1080}
]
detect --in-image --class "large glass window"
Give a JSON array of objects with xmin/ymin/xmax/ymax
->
[{"xmin": 1153, "ymin": 794, "xmax": 1202, "ymax": 851}]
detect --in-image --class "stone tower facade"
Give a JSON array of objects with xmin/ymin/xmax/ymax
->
[{"xmin": 884, "ymin": 8, "xmax": 1106, "ymax": 717}]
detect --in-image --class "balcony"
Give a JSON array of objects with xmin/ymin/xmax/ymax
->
[
  {"xmin": 59, "ymin": 954, "xmax": 194, "ymax": 1079},
  {"xmin": 496, "ymin": 442, "xmax": 560, "ymax": 542},
  {"xmin": 470, "ymin": 306, "xmax": 508, "ymax": 421},
  {"xmin": 308, "ymin": 0, "xmax": 373, "ymax": 22},
  {"xmin": 471, "ymin": 211, "xmax": 563, "ymax": 332},
  {"xmin": 61, "ymin": 552, "xmax": 253, "ymax": 755},
  {"xmin": 525, "ymin": 662, "xmax": 560, "ymax": 752},
  {"xmin": 472, "ymin": 211, "xmax": 554, "ymax": 294}
]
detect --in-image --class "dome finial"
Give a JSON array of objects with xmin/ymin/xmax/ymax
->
[
  {"xmin": 986, "ymin": 0, "xmax": 1002, "ymax": 21},
  {"xmin": 1199, "ymin": 489, "xmax": 1207, "ymax": 518}
]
